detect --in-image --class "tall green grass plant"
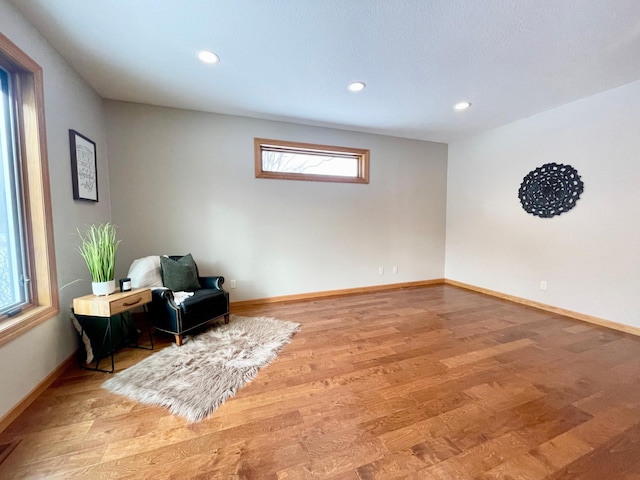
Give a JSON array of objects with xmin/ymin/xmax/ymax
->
[{"xmin": 77, "ymin": 223, "xmax": 121, "ymax": 282}]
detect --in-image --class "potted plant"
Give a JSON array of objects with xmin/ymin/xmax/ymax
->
[{"xmin": 77, "ymin": 223, "xmax": 121, "ymax": 296}]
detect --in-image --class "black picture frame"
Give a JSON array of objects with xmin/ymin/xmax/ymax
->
[{"xmin": 69, "ymin": 129, "xmax": 98, "ymax": 202}]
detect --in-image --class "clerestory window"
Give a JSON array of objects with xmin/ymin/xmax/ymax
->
[{"xmin": 254, "ymin": 138, "xmax": 369, "ymax": 184}]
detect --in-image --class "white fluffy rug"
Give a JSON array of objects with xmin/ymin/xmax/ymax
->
[{"xmin": 102, "ymin": 315, "xmax": 301, "ymax": 422}]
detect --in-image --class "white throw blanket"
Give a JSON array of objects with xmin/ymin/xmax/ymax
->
[
  {"xmin": 172, "ymin": 291, "xmax": 194, "ymax": 305},
  {"xmin": 151, "ymin": 287, "xmax": 194, "ymax": 306}
]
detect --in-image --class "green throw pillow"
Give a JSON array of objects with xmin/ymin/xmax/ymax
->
[{"xmin": 160, "ymin": 254, "xmax": 201, "ymax": 291}]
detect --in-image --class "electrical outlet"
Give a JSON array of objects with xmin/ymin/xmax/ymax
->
[
  {"xmin": 540, "ymin": 280, "xmax": 547, "ymax": 291},
  {"xmin": 230, "ymin": 279, "xmax": 237, "ymax": 289},
  {"xmin": 378, "ymin": 267, "xmax": 384, "ymax": 275},
  {"xmin": 392, "ymin": 266, "xmax": 398, "ymax": 274}
]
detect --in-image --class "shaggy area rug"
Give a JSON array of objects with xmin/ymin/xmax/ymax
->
[{"xmin": 102, "ymin": 315, "xmax": 301, "ymax": 422}]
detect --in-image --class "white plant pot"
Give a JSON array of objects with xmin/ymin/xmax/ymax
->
[{"xmin": 92, "ymin": 280, "xmax": 116, "ymax": 296}]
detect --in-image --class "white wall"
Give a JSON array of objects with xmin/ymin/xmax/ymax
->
[
  {"xmin": 446, "ymin": 79, "xmax": 640, "ymax": 327},
  {"xmin": 0, "ymin": 0, "xmax": 110, "ymax": 418},
  {"xmin": 105, "ymin": 102, "xmax": 448, "ymax": 301}
]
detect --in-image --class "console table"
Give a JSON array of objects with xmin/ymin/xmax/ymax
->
[{"xmin": 73, "ymin": 288, "xmax": 153, "ymax": 373}]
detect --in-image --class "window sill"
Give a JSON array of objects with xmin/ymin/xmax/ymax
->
[{"xmin": 0, "ymin": 304, "xmax": 59, "ymax": 348}]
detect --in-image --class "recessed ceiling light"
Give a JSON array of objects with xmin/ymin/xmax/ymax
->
[
  {"xmin": 198, "ymin": 50, "xmax": 220, "ymax": 64},
  {"xmin": 454, "ymin": 101, "xmax": 471, "ymax": 110},
  {"xmin": 348, "ymin": 81, "xmax": 366, "ymax": 92}
]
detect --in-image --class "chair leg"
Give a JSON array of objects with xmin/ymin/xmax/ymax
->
[
  {"xmin": 175, "ymin": 334, "xmax": 183, "ymax": 346},
  {"xmin": 224, "ymin": 313, "xmax": 230, "ymax": 324}
]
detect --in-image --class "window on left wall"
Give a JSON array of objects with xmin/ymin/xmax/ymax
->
[
  {"xmin": 0, "ymin": 66, "xmax": 29, "ymax": 315},
  {"xmin": 0, "ymin": 33, "xmax": 58, "ymax": 347}
]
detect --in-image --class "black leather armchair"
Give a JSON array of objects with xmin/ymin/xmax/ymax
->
[{"xmin": 148, "ymin": 256, "xmax": 229, "ymax": 345}]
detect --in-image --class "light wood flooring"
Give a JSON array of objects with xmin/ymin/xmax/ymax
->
[{"xmin": 2, "ymin": 285, "xmax": 640, "ymax": 479}]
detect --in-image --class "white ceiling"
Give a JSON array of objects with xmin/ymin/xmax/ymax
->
[{"xmin": 9, "ymin": 0, "xmax": 640, "ymax": 143}]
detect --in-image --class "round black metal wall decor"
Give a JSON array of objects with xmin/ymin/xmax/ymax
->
[{"xmin": 518, "ymin": 163, "xmax": 584, "ymax": 218}]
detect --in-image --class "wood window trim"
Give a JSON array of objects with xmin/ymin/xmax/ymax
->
[
  {"xmin": 254, "ymin": 138, "xmax": 370, "ymax": 184},
  {"xmin": 0, "ymin": 32, "xmax": 59, "ymax": 347}
]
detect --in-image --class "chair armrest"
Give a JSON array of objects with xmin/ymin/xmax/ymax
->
[
  {"xmin": 199, "ymin": 276, "xmax": 225, "ymax": 290},
  {"xmin": 151, "ymin": 288, "xmax": 179, "ymax": 310}
]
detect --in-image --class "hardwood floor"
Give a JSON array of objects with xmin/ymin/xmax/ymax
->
[{"xmin": 2, "ymin": 284, "xmax": 640, "ymax": 479}]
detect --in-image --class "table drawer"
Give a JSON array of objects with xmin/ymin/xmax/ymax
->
[
  {"xmin": 109, "ymin": 289, "xmax": 152, "ymax": 315},
  {"xmin": 73, "ymin": 288, "xmax": 152, "ymax": 317}
]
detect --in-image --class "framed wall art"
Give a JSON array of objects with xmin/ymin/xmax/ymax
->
[{"xmin": 69, "ymin": 129, "xmax": 98, "ymax": 202}]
